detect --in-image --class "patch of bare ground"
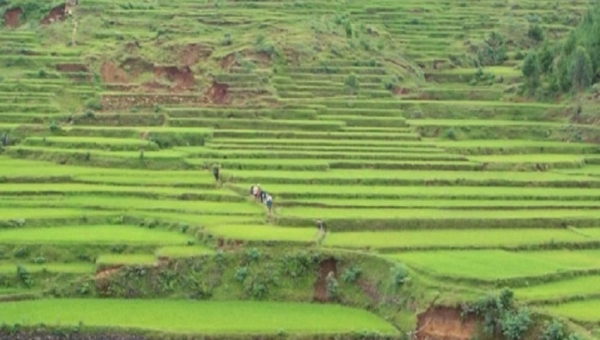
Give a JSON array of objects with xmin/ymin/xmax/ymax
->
[
  {"xmin": 208, "ymin": 81, "xmax": 230, "ymax": 104},
  {"xmin": 154, "ymin": 65, "xmax": 195, "ymax": 91},
  {"xmin": 220, "ymin": 53, "xmax": 238, "ymax": 70},
  {"xmin": 3, "ymin": 7, "xmax": 22, "ymax": 28},
  {"xmin": 40, "ymin": 4, "xmax": 68, "ymax": 25},
  {"xmin": 433, "ymin": 59, "xmax": 448, "ymax": 70},
  {"xmin": 101, "ymin": 61, "xmax": 130, "ymax": 83},
  {"xmin": 180, "ymin": 43, "xmax": 213, "ymax": 66},
  {"xmin": 313, "ymin": 258, "xmax": 337, "ymax": 302},
  {"xmin": 416, "ymin": 306, "xmax": 477, "ymax": 340},
  {"xmin": 95, "ymin": 265, "xmax": 123, "ymax": 281},
  {"xmin": 247, "ymin": 51, "xmax": 272, "ymax": 66}
]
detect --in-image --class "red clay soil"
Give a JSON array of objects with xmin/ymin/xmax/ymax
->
[
  {"xmin": 220, "ymin": 53, "xmax": 237, "ymax": 70},
  {"xmin": 415, "ymin": 306, "xmax": 477, "ymax": 340},
  {"xmin": 101, "ymin": 61, "xmax": 130, "ymax": 83},
  {"xmin": 180, "ymin": 44, "xmax": 213, "ymax": 66},
  {"xmin": 154, "ymin": 65, "xmax": 195, "ymax": 91},
  {"xmin": 95, "ymin": 266, "xmax": 123, "ymax": 281},
  {"xmin": 313, "ymin": 258, "xmax": 337, "ymax": 302},
  {"xmin": 248, "ymin": 51, "xmax": 272, "ymax": 66},
  {"xmin": 41, "ymin": 4, "xmax": 67, "ymax": 25},
  {"xmin": 56, "ymin": 63, "xmax": 89, "ymax": 73},
  {"xmin": 208, "ymin": 81, "xmax": 230, "ymax": 104},
  {"xmin": 3, "ymin": 7, "xmax": 22, "ymax": 28},
  {"xmin": 433, "ymin": 59, "xmax": 447, "ymax": 70}
]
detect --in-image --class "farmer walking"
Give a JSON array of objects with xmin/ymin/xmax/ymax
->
[
  {"xmin": 212, "ymin": 164, "xmax": 220, "ymax": 182},
  {"xmin": 315, "ymin": 219, "xmax": 327, "ymax": 245}
]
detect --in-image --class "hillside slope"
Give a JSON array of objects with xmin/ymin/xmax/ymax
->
[{"xmin": 1, "ymin": 0, "xmax": 600, "ymax": 339}]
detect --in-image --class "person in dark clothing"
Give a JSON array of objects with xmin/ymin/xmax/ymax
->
[
  {"xmin": 212, "ymin": 165, "xmax": 220, "ymax": 182},
  {"xmin": 266, "ymin": 194, "xmax": 273, "ymax": 217},
  {"xmin": 316, "ymin": 219, "xmax": 325, "ymax": 232},
  {"xmin": 260, "ymin": 190, "xmax": 267, "ymax": 204}
]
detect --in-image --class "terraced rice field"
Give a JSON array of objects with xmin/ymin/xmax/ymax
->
[
  {"xmin": 0, "ymin": 299, "xmax": 398, "ymax": 335},
  {"xmin": 1, "ymin": 0, "xmax": 600, "ymax": 338}
]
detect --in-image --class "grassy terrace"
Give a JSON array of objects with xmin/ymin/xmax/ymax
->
[
  {"xmin": 0, "ymin": 299, "xmax": 398, "ymax": 335},
  {"xmin": 2, "ymin": 0, "xmax": 600, "ymax": 337}
]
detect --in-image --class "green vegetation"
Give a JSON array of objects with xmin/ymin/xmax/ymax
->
[
  {"xmin": 0, "ymin": 226, "xmax": 194, "ymax": 245},
  {"xmin": 0, "ymin": 299, "xmax": 399, "ymax": 335},
  {"xmin": 1, "ymin": 0, "xmax": 599, "ymax": 338},
  {"xmin": 545, "ymin": 300, "xmax": 600, "ymax": 322}
]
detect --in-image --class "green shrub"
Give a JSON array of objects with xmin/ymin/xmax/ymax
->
[
  {"xmin": 85, "ymin": 98, "xmax": 103, "ymax": 111},
  {"xmin": 391, "ymin": 264, "xmax": 408, "ymax": 288},
  {"xmin": 341, "ymin": 266, "xmax": 362, "ymax": 283},
  {"xmin": 540, "ymin": 319, "xmax": 565, "ymax": 340},
  {"xmin": 501, "ymin": 309, "xmax": 532, "ymax": 340},
  {"xmin": 16, "ymin": 266, "xmax": 33, "ymax": 288},
  {"xmin": 528, "ymin": 25, "xmax": 545, "ymax": 43},
  {"xmin": 49, "ymin": 120, "xmax": 61, "ymax": 133},
  {"xmin": 246, "ymin": 248, "xmax": 261, "ymax": 262},
  {"xmin": 476, "ymin": 31, "xmax": 507, "ymax": 66},
  {"xmin": 32, "ymin": 257, "xmax": 46, "ymax": 264},
  {"xmin": 222, "ymin": 33, "xmax": 232, "ymax": 46},
  {"xmin": 235, "ymin": 266, "xmax": 249, "ymax": 282}
]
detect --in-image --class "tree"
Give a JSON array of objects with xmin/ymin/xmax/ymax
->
[
  {"xmin": 538, "ymin": 43, "xmax": 554, "ymax": 74},
  {"xmin": 522, "ymin": 52, "xmax": 541, "ymax": 93},
  {"xmin": 571, "ymin": 46, "xmax": 593, "ymax": 92},
  {"xmin": 477, "ymin": 31, "xmax": 507, "ymax": 66}
]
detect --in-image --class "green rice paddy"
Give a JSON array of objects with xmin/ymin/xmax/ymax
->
[{"xmin": 0, "ymin": 299, "xmax": 398, "ymax": 335}]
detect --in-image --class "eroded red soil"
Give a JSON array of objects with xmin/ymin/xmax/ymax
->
[
  {"xmin": 313, "ymin": 258, "xmax": 337, "ymax": 302},
  {"xmin": 208, "ymin": 81, "xmax": 230, "ymax": 104},
  {"xmin": 154, "ymin": 65, "xmax": 195, "ymax": 91},
  {"xmin": 3, "ymin": 7, "xmax": 22, "ymax": 28},
  {"xmin": 41, "ymin": 4, "xmax": 68, "ymax": 25},
  {"xmin": 180, "ymin": 43, "xmax": 213, "ymax": 66},
  {"xmin": 416, "ymin": 306, "xmax": 477, "ymax": 340},
  {"xmin": 101, "ymin": 62, "xmax": 130, "ymax": 83}
]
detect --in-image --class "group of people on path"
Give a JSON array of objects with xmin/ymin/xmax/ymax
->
[
  {"xmin": 250, "ymin": 184, "xmax": 273, "ymax": 217},
  {"xmin": 212, "ymin": 165, "xmax": 327, "ymax": 244}
]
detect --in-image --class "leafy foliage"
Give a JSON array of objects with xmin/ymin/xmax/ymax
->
[
  {"xmin": 541, "ymin": 319, "xmax": 566, "ymax": 340},
  {"xmin": 500, "ymin": 309, "xmax": 531, "ymax": 340},
  {"xmin": 527, "ymin": 3, "xmax": 600, "ymax": 95},
  {"xmin": 342, "ymin": 266, "xmax": 362, "ymax": 283},
  {"xmin": 476, "ymin": 31, "xmax": 507, "ymax": 66},
  {"xmin": 391, "ymin": 264, "xmax": 408, "ymax": 288}
]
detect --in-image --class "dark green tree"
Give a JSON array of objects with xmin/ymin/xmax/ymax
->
[
  {"xmin": 522, "ymin": 52, "xmax": 541, "ymax": 93},
  {"xmin": 571, "ymin": 46, "xmax": 593, "ymax": 92}
]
